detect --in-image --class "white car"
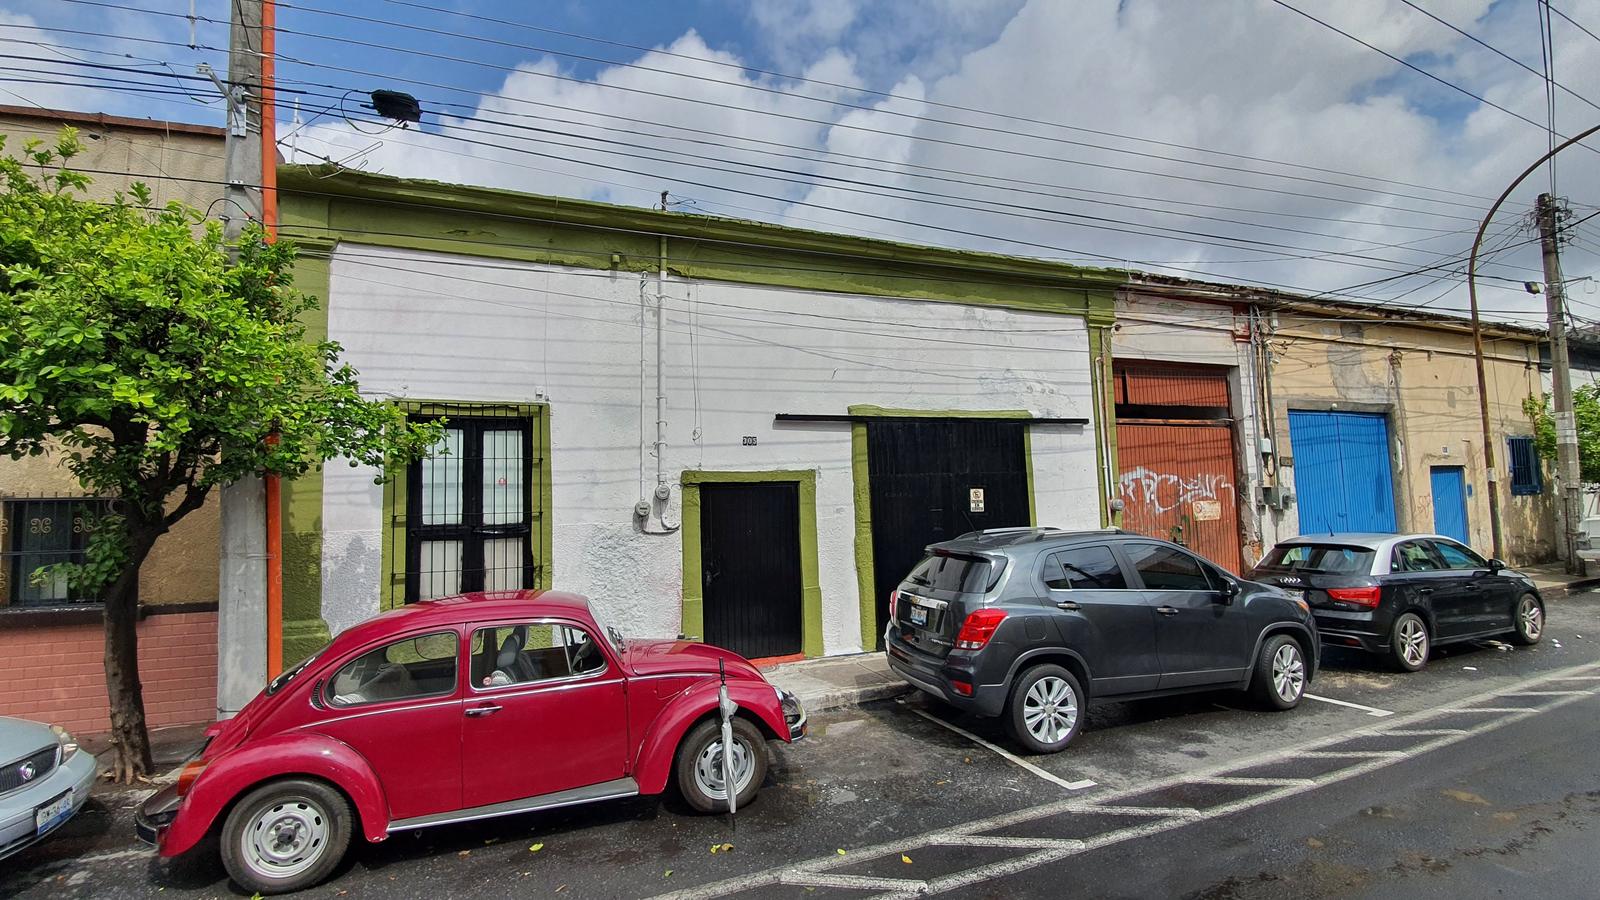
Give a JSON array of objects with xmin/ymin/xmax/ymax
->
[
  {"xmin": 0, "ymin": 717, "xmax": 97, "ymax": 862},
  {"xmin": 1577, "ymin": 516, "xmax": 1600, "ymax": 552}
]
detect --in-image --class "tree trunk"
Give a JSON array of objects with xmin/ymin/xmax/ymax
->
[{"xmin": 103, "ymin": 527, "xmax": 160, "ymax": 782}]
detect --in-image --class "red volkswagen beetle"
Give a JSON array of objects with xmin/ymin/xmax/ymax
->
[{"xmin": 136, "ymin": 591, "xmax": 805, "ymax": 894}]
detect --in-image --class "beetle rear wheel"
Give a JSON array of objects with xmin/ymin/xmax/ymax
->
[
  {"xmin": 220, "ymin": 778, "xmax": 352, "ymax": 895},
  {"xmin": 675, "ymin": 717, "xmax": 767, "ymax": 814}
]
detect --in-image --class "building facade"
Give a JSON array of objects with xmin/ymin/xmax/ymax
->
[
  {"xmin": 1113, "ymin": 278, "xmax": 1558, "ymax": 570},
  {"xmin": 0, "ymin": 107, "xmax": 225, "ymax": 733},
  {"xmin": 277, "ymin": 168, "xmax": 1123, "ymax": 663}
]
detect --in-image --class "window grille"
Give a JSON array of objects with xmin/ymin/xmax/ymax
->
[
  {"xmin": 0, "ymin": 496, "xmax": 115, "ymax": 607},
  {"xmin": 1507, "ymin": 436, "xmax": 1542, "ymax": 496}
]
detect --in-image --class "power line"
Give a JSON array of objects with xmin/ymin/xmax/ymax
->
[
  {"xmin": 63, "ymin": 0, "xmax": 1507, "ymax": 214},
  {"xmin": 1268, "ymin": 0, "xmax": 1600, "ymax": 155},
  {"xmin": 30, "ymin": 67, "xmax": 1544, "ymax": 285},
  {"xmin": 1395, "ymin": 0, "xmax": 1600, "ymax": 115},
  {"xmin": 346, "ymin": 0, "xmax": 1501, "ymax": 204},
  {"xmin": 1547, "ymin": 2, "xmax": 1600, "ymax": 47}
]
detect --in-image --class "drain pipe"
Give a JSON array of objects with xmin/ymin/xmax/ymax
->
[{"xmin": 641, "ymin": 232, "xmax": 679, "ymax": 533}]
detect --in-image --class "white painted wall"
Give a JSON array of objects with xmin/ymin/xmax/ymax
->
[{"xmin": 321, "ymin": 243, "xmax": 1101, "ymax": 655}]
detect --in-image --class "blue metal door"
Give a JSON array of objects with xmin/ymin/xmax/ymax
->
[
  {"xmin": 1287, "ymin": 410, "xmax": 1397, "ymax": 534},
  {"xmin": 1429, "ymin": 466, "xmax": 1469, "ymax": 545}
]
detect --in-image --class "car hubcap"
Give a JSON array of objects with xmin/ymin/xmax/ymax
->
[
  {"xmin": 692, "ymin": 734, "xmax": 756, "ymax": 801},
  {"xmin": 1399, "ymin": 618, "xmax": 1428, "ymax": 667},
  {"xmin": 1519, "ymin": 598, "xmax": 1543, "ymax": 640},
  {"xmin": 243, "ymin": 798, "xmax": 328, "ymax": 878},
  {"xmin": 1023, "ymin": 676, "xmax": 1078, "ymax": 745},
  {"xmin": 1272, "ymin": 643, "xmax": 1305, "ymax": 702}
]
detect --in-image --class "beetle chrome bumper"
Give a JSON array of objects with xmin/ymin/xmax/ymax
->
[{"xmin": 134, "ymin": 783, "xmax": 181, "ymax": 847}]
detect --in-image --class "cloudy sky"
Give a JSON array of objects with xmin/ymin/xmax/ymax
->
[{"xmin": 7, "ymin": 0, "xmax": 1600, "ymax": 325}]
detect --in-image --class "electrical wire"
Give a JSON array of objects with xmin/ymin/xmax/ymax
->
[
  {"xmin": 1268, "ymin": 0, "xmax": 1600, "ymax": 155},
  {"xmin": 1395, "ymin": 0, "xmax": 1600, "ymax": 115},
  {"xmin": 1546, "ymin": 3, "xmax": 1600, "ymax": 47}
]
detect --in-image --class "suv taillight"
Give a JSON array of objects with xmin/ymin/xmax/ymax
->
[
  {"xmin": 955, "ymin": 609, "xmax": 1007, "ymax": 650},
  {"xmin": 1327, "ymin": 586, "xmax": 1381, "ymax": 608},
  {"xmin": 889, "ymin": 589, "xmax": 899, "ymax": 621}
]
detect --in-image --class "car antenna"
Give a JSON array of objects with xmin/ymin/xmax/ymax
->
[{"xmin": 718, "ymin": 658, "xmax": 739, "ymax": 817}]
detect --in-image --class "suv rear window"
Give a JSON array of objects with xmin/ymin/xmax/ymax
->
[
  {"xmin": 905, "ymin": 553, "xmax": 998, "ymax": 593},
  {"xmin": 1257, "ymin": 544, "xmax": 1374, "ymax": 575}
]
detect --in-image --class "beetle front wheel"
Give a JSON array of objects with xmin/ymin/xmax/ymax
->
[
  {"xmin": 675, "ymin": 717, "xmax": 767, "ymax": 813},
  {"xmin": 220, "ymin": 778, "xmax": 352, "ymax": 895}
]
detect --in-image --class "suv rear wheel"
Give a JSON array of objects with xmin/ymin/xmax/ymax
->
[
  {"xmin": 1004, "ymin": 664, "xmax": 1084, "ymax": 754},
  {"xmin": 1249, "ymin": 634, "xmax": 1306, "ymax": 710}
]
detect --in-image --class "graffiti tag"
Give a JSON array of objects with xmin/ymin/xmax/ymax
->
[{"xmin": 1119, "ymin": 466, "xmax": 1234, "ymax": 516}]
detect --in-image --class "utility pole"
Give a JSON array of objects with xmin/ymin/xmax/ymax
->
[
  {"xmin": 216, "ymin": 0, "xmax": 269, "ymax": 717},
  {"xmin": 1537, "ymin": 192, "xmax": 1587, "ymax": 576}
]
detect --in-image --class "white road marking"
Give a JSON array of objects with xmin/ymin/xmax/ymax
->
[
  {"xmin": 902, "ymin": 703, "xmax": 1097, "ymax": 792},
  {"xmin": 1549, "ymin": 675, "xmax": 1600, "ymax": 681},
  {"xmin": 1195, "ymin": 775, "xmax": 1316, "ymax": 787},
  {"xmin": 782, "ymin": 872, "xmax": 922, "ymax": 891},
  {"xmin": 1440, "ymin": 706, "xmax": 1527, "ymax": 713},
  {"xmin": 930, "ymin": 834, "xmax": 1083, "ymax": 850},
  {"xmin": 1502, "ymin": 690, "xmax": 1595, "ymax": 696},
  {"xmin": 1381, "ymin": 728, "xmax": 1469, "ymax": 736},
  {"xmin": 1303, "ymin": 692, "xmax": 1394, "ymax": 717},
  {"xmin": 649, "ymin": 660, "xmax": 1600, "ymax": 900}
]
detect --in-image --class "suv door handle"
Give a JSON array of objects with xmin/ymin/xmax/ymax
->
[
  {"xmin": 1155, "ymin": 606, "xmax": 1180, "ymax": 617},
  {"xmin": 465, "ymin": 704, "xmax": 502, "ymax": 718},
  {"xmin": 1055, "ymin": 600, "xmax": 1081, "ymax": 611},
  {"xmin": 1416, "ymin": 587, "xmax": 1433, "ymax": 596}
]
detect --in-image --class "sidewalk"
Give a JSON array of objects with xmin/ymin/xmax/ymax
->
[
  {"xmin": 764, "ymin": 652, "xmax": 909, "ymax": 715},
  {"xmin": 1520, "ymin": 560, "xmax": 1600, "ymax": 599}
]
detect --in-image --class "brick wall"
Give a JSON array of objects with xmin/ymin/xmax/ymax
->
[{"xmin": 0, "ymin": 611, "xmax": 217, "ymax": 735}]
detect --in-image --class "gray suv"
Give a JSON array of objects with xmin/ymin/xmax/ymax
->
[{"xmin": 885, "ymin": 528, "xmax": 1318, "ymax": 753}]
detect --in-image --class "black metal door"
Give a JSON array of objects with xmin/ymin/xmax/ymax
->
[
  {"xmin": 700, "ymin": 482, "xmax": 803, "ymax": 659},
  {"xmin": 867, "ymin": 419, "xmax": 1030, "ymax": 648}
]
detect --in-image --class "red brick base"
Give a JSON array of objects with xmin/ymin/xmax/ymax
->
[{"xmin": 0, "ymin": 611, "xmax": 217, "ymax": 735}]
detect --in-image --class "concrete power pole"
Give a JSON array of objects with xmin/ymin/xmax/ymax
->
[
  {"xmin": 1537, "ymin": 192, "xmax": 1587, "ymax": 577},
  {"xmin": 216, "ymin": 0, "xmax": 269, "ymax": 717}
]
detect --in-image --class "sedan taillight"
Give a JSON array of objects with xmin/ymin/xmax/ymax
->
[
  {"xmin": 889, "ymin": 589, "xmax": 899, "ymax": 621},
  {"xmin": 955, "ymin": 609, "xmax": 1007, "ymax": 650},
  {"xmin": 1327, "ymin": 586, "xmax": 1382, "ymax": 608}
]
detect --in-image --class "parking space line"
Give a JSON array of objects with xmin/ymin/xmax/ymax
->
[
  {"xmin": 1297, "ymin": 749, "xmax": 1407, "ymax": 758},
  {"xmin": 1445, "ymin": 706, "xmax": 1527, "ymax": 713},
  {"xmin": 902, "ymin": 703, "xmax": 1097, "ymax": 791},
  {"xmin": 930, "ymin": 834, "xmax": 1083, "ymax": 850},
  {"xmin": 1549, "ymin": 675, "xmax": 1600, "ymax": 681},
  {"xmin": 1303, "ymin": 692, "xmax": 1394, "ymax": 716},
  {"xmin": 1197, "ymin": 775, "xmax": 1315, "ymax": 787},
  {"xmin": 782, "ymin": 872, "xmax": 923, "ymax": 892},
  {"xmin": 1501, "ymin": 690, "xmax": 1595, "ymax": 696},
  {"xmin": 1381, "ymin": 728, "xmax": 1469, "ymax": 736},
  {"xmin": 651, "ymin": 662, "xmax": 1600, "ymax": 900}
]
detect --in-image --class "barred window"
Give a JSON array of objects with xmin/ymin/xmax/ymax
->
[
  {"xmin": 1, "ymin": 497, "xmax": 114, "ymax": 607},
  {"xmin": 405, "ymin": 416, "xmax": 535, "ymax": 603},
  {"xmin": 1507, "ymin": 436, "xmax": 1542, "ymax": 496}
]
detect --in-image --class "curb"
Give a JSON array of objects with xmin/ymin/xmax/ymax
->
[
  {"xmin": 1544, "ymin": 578, "xmax": 1600, "ymax": 600},
  {"xmin": 789, "ymin": 681, "xmax": 913, "ymax": 715}
]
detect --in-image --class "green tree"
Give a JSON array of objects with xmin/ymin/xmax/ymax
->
[
  {"xmin": 0, "ymin": 131, "xmax": 440, "ymax": 780},
  {"xmin": 1525, "ymin": 385, "xmax": 1600, "ymax": 483}
]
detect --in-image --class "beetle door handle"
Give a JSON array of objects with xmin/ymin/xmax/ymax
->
[
  {"xmin": 1156, "ymin": 606, "xmax": 1180, "ymax": 617},
  {"xmin": 465, "ymin": 704, "xmax": 502, "ymax": 718},
  {"xmin": 1055, "ymin": 600, "xmax": 1081, "ymax": 611}
]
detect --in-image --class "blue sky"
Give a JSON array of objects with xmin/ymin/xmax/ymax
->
[{"xmin": 4, "ymin": 0, "xmax": 1598, "ymax": 324}]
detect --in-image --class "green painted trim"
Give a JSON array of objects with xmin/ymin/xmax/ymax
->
[
  {"xmin": 851, "ymin": 423, "xmax": 877, "ymax": 653},
  {"xmin": 1090, "ymin": 326, "xmax": 1119, "ymax": 527},
  {"xmin": 1024, "ymin": 426, "xmax": 1038, "ymax": 527},
  {"xmin": 280, "ymin": 250, "xmax": 332, "ymax": 654},
  {"xmin": 380, "ymin": 400, "xmax": 551, "ymax": 608},
  {"xmin": 679, "ymin": 470, "xmax": 823, "ymax": 658},
  {"xmin": 277, "ymin": 169, "xmax": 1119, "ymax": 323}
]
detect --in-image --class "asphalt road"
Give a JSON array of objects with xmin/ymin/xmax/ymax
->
[{"xmin": 6, "ymin": 592, "xmax": 1600, "ymax": 899}]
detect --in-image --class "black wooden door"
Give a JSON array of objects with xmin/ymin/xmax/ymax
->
[
  {"xmin": 867, "ymin": 419, "xmax": 1029, "ymax": 648},
  {"xmin": 700, "ymin": 482, "xmax": 803, "ymax": 659}
]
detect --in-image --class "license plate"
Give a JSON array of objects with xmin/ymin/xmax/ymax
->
[
  {"xmin": 909, "ymin": 606, "xmax": 928, "ymax": 626},
  {"xmin": 35, "ymin": 790, "xmax": 73, "ymax": 836},
  {"xmin": 1285, "ymin": 589, "xmax": 1306, "ymax": 604}
]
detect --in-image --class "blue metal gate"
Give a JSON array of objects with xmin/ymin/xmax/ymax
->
[
  {"xmin": 1287, "ymin": 410, "xmax": 1397, "ymax": 535},
  {"xmin": 1430, "ymin": 466, "xmax": 1469, "ymax": 545}
]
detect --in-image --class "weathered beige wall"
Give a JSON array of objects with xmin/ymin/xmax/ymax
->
[
  {"xmin": 0, "ymin": 110, "xmax": 225, "ymax": 605},
  {"xmin": 1268, "ymin": 313, "xmax": 1555, "ymax": 565}
]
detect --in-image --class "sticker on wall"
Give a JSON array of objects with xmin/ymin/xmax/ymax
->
[
  {"xmin": 1192, "ymin": 500, "xmax": 1222, "ymax": 521},
  {"xmin": 742, "ymin": 436, "xmax": 758, "ymax": 446},
  {"xmin": 969, "ymin": 487, "xmax": 986, "ymax": 513}
]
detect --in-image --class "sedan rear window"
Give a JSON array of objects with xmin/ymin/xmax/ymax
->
[
  {"xmin": 906, "ymin": 554, "xmax": 998, "ymax": 593},
  {"xmin": 1257, "ymin": 544, "xmax": 1374, "ymax": 575}
]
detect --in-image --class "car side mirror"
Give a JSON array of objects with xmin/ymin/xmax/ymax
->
[
  {"xmin": 1217, "ymin": 579, "xmax": 1240, "ymax": 604},
  {"xmin": 1488, "ymin": 558, "xmax": 1506, "ymax": 572}
]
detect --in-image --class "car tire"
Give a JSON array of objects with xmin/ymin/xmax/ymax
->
[
  {"xmin": 1388, "ymin": 611, "xmax": 1431, "ymax": 672},
  {"xmin": 1003, "ymin": 664, "xmax": 1085, "ymax": 754},
  {"xmin": 675, "ymin": 716, "xmax": 768, "ymax": 814},
  {"xmin": 219, "ymin": 777, "xmax": 352, "ymax": 896},
  {"xmin": 1249, "ymin": 634, "xmax": 1307, "ymax": 710},
  {"xmin": 1510, "ymin": 593, "xmax": 1545, "ymax": 646}
]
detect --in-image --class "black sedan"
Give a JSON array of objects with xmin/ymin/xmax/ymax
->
[{"xmin": 1249, "ymin": 533, "xmax": 1544, "ymax": 671}]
